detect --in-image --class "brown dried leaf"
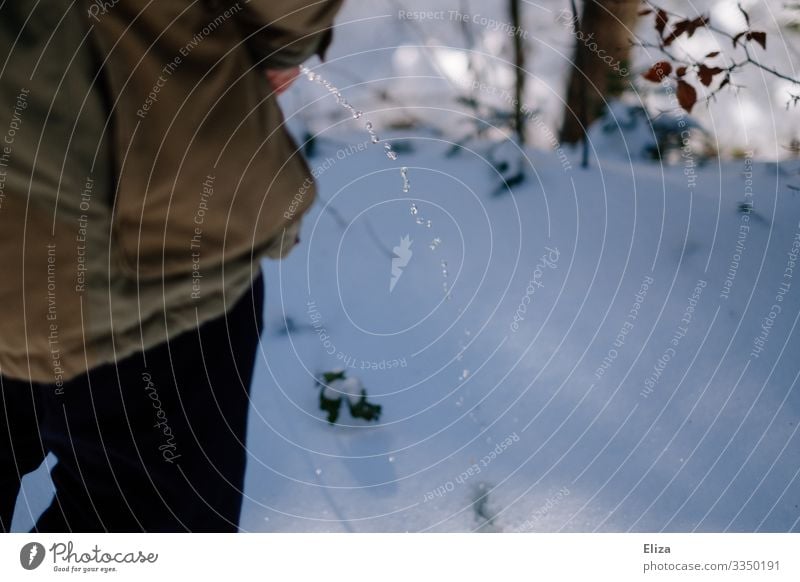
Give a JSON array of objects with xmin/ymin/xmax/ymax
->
[
  {"xmin": 655, "ymin": 9, "xmax": 669, "ymax": 38},
  {"xmin": 676, "ymin": 66, "xmax": 687, "ymax": 77},
  {"xmin": 677, "ymin": 80, "xmax": 697, "ymax": 112},
  {"xmin": 664, "ymin": 15, "xmax": 709, "ymax": 46},
  {"xmin": 747, "ymin": 31, "xmax": 767, "ymax": 49},
  {"xmin": 686, "ymin": 15, "xmax": 710, "ymax": 37},
  {"xmin": 642, "ymin": 61, "xmax": 673, "ymax": 82},
  {"xmin": 697, "ymin": 65, "xmax": 725, "ymax": 86}
]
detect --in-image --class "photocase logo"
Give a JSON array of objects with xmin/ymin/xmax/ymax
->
[
  {"xmin": 20, "ymin": 542, "xmax": 46, "ymax": 570},
  {"xmin": 390, "ymin": 235, "xmax": 413, "ymax": 292}
]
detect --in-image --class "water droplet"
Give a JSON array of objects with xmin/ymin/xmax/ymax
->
[
  {"xmin": 401, "ymin": 167, "xmax": 411, "ymax": 192},
  {"xmin": 461, "ymin": 369, "xmax": 470, "ymax": 380},
  {"xmin": 416, "ymin": 217, "xmax": 424, "ymax": 225},
  {"xmin": 388, "ymin": 456, "xmax": 395, "ymax": 463},
  {"xmin": 299, "ymin": 66, "xmax": 402, "ymax": 164},
  {"xmin": 315, "ymin": 468, "xmax": 322, "ymax": 476},
  {"xmin": 410, "ymin": 203, "xmax": 418, "ymax": 215},
  {"xmin": 426, "ymin": 220, "xmax": 432, "ymax": 228},
  {"xmin": 441, "ymin": 260, "xmax": 451, "ymax": 298}
]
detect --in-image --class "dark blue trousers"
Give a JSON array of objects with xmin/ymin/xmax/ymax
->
[{"xmin": 0, "ymin": 274, "xmax": 264, "ymax": 532}]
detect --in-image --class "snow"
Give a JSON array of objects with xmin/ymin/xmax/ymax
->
[
  {"xmin": 11, "ymin": 0, "xmax": 800, "ymax": 533},
  {"xmin": 233, "ymin": 125, "xmax": 800, "ymax": 532}
]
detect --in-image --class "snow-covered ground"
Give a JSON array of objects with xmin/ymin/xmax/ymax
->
[
  {"xmin": 11, "ymin": 0, "xmax": 800, "ymax": 533},
  {"xmin": 228, "ymin": 124, "xmax": 800, "ymax": 532}
]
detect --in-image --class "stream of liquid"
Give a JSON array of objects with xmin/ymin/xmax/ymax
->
[{"xmin": 299, "ymin": 65, "xmax": 449, "ymax": 298}]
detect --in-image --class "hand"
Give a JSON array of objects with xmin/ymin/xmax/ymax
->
[{"xmin": 265, "ymin": 67, "xmax": 300, "ymax": 95}]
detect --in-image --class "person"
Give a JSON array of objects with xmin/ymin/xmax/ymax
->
[{"xmin": 0, "ymin": 0, "xmax": 343, "ymax": 532}]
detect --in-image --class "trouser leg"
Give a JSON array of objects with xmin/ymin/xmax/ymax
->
[
  {"xmin": 0, "ymin": 376, "xmax": 48, "ymax": 532},
  {"xmin": 34, "ymin": 273, "xmax": 264, "ymax": 532}
]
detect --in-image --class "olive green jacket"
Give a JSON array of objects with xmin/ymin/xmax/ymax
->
[{"xmin": 0, "ymin": 0, "xmax": 342, "ymax": 383}]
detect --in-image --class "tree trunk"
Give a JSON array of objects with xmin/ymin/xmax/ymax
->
[
  {"xmin": 510, "ymin": 0, "xmax": 526, "ymax": 145},
  {"xmin": 560, "ymin": 0, "xmax": 640, "ymax": 145}
]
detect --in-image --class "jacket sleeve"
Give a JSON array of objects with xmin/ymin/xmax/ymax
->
[{"xmin": 230, "ymin": 0, "xmax": 344, "ymax": 69}]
